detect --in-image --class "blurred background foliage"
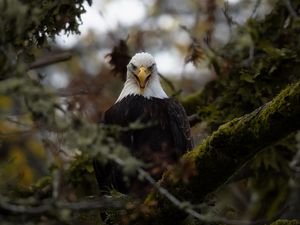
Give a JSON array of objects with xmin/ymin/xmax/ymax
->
[{"xmin": 0, "ymin": 0, "xmax": 300, "ymax": 224}]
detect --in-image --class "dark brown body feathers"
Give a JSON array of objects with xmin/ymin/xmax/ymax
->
[{"xmin": 93, "ymin": 94, "xmax": 192, "ymax": 194}]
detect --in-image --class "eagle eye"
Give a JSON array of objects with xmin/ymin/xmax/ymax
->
[
  {"xmin": 131, "ymin": 63, "xmax": 137, "ymax": 70},
  {"xmin": 149, "ymin": 64, "xmax": 155, "ymax": 71}
]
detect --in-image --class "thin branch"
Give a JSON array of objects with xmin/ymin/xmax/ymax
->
[
  {"xmin": 0, "ymin": 196, "xmax": 125, "ymax": 214},
  {"xmin": 97, "ymin": 149, "xmax": 277, "ymax": 225},
  {"xmin": 137, "ymin": 167, "xmax": 208, "ymax": 222},
  {"xmin": 138, "ymin": 165, "xmax": 287, "ymax": 225},
  {"xmin": 100, "ymin": 151, "xmax": 210, "ymax": 222},
  {"xmin": 5, "ymin": 117, "xmax": 32, "ymax": 128},
  {"xmin": 27, "ymin": 52, "xmax": 72, "ymax": 70},
  {"xmin": 284, "ymin": 0, "xmax": 298, "ymax": 18},
  {"xmin": 250, "ymin": 0, "xmax": 262, "ymax": 18},
  {"xmin": 138, "ymin": 166, "xmax": 287, "ymax": 225},
  {"xmin": 222, "ymin": 1, "xmax": 240, "ymax": 27}
]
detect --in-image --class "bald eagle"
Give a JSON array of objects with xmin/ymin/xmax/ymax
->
[{"xmin": 94, "ymin": 52, "xmax": 192, "ymax": 194}]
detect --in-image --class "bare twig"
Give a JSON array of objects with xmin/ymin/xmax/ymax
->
[
  {"xmin": 250, "ymin": 0, "xmax": 262, "ymax": 18},
  {"xmin": 28, "ymin": 52, "xmax": 72, "ymax": 70},
  {"xmin": 0, "ymin": 196, "xmax": 125, "ymax": 214},
  {"xmin": 5, "ymin": 117, "xmax": 32, "ymax": 128},
  {"xmin": 137, "ymin": 167, "xmax": 284, "ymax": 225},
  {"xmin": 99, "ymin": 151, "xmax": 278, "ymax": 225},
  {"xmin": 137, "ymin": 167, "xmax": 208, "ymax": 221},
  {"xmin": 284, "ymin": 0, "xmax": 298, "ymax": 18},
  {"xmin": 100, "ymin": 151, "xmax": 211, "ymax": 221},
  {"xmin": 222, "ymin": 1, "xmax": 240, "ymax": 27}
]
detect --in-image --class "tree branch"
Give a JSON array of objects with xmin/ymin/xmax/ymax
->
[
  {"xmin": 0, "ymin": 196, "xmax": 125, "ymax": 215},
  {"xmin": 27, "ymin": 52, "xmax": 72, "ymax": 70},
  {"xmin": 145, "ymin": 80, "xmax": 300, "ymax": 224}
]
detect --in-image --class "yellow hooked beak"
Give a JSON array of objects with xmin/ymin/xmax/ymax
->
[{"xmin": 137, "ymin": 66, "xmax": 151, "ymax": 89}]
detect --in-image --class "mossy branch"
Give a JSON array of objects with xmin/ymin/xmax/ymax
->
[
  {"xmin": 146, "ymin": 80, "xmax": 300, "ymax": 224},
  {"xmin": 270, "ymin": 219, "xmax": 300, "ymax": 225}
]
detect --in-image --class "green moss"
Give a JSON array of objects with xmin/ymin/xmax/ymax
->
[
  {"xmin": 270, "ymin": 219, "xmax": 300, "ymax": 225},
  {"xmin": 33, "ymin": 176, "xmax": 52, "ymax": 189},
  {"xmin": 146, "ymin": 80, "xmax": 300, "ymax": 225},
  {"xmin": 180, "ymin": 0, "xmax": 300, "ymax": 133},
  {"xmin": 66, "ymin": 155, "xmax": 98, "ymax": 196}
]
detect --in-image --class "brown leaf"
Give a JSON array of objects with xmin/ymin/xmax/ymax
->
[
  {"xmin": 185, "ymin": 42, "xmax": 205, "ymax": 66},
  {"xmin": 105, "ymin": 40, "xmax": 131, "ymax": 81}
]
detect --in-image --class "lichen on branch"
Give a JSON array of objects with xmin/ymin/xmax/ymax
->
[{"xmin": 146, "ymin": 80, "xmax": 300, "ymax": 224}]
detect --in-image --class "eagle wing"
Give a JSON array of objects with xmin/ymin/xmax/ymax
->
[
  {"xmin": 167, "ymin": 98, "xmax": 193, "ymax": 153},
  {"xmin": 93, "ymin": 98, "xmax": 138, "ymax": 193},
  {"xmin": 93, "ymin": 96, "xmax": 192, "ymax": 194}
]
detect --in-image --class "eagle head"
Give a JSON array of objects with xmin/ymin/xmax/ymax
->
[
  {"xmin": 116, "ymin": 52, "xmax": 168, "ymax": 102},
  {"xmin": 127, "ymin": 52, "xmax": 158, "ymax": 92}
]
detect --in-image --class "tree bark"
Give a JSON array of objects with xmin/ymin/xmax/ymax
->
[{"xmin": 145, "ymin": 80, "xmax": 300, "ymax": 224}]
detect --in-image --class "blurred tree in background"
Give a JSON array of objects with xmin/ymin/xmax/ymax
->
[{"xmin": 0, "ymin": 0, "xmax": 300, "ymax": 225}]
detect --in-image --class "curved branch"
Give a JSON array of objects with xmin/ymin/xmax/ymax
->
[{"xmin": 146, "ymin": 80, "xmax": 300, "ymax": 224}]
